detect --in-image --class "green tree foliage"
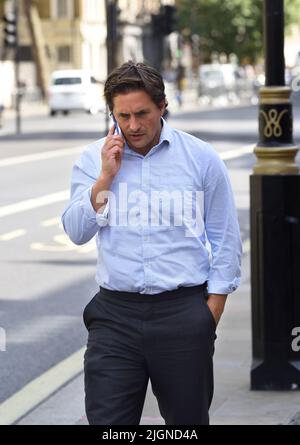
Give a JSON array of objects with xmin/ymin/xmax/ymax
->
[
  {"xmin": 285, "ymin": 0, "xmax": 300, "ymax": 27},
  {"xmin": 175, "ymin": 0, "xmax": 300, "ymax": 64}
]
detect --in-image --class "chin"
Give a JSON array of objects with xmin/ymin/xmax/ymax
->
[{"xmin": 130, "ymin": 139, "xmax": 148, "ymax": 149}]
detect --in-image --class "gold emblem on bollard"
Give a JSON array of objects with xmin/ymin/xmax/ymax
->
[{"xmin": 260, "ymin": 108, "xmax": 288, "ymax": 138}]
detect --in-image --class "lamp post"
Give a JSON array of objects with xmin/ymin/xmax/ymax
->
[
  {"xmin": 250, "ymin": 0, "xmax": 300, "ymax": 390},
  {"xmin": 14, "ymin": 0, "xmax": 21, "ymax": 135},
  {"xmin": 4, "ymin": 0, "xmax": 21, "ymax": 134},
  {"xmin": 105, "ymin": 0, "xmax": 119, "ymax": 133},
  {"xmin": 105, "ymin": 0, "xmax": 118, "ymax": 74}
]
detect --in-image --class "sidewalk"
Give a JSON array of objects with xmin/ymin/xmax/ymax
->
[
  {"xmin": 16, "ymin": 249, "xmax": 300, "ymax": 425},
  {"xmin": 2, "ymin": 100, "xmax": 48, "ymax": 120}
]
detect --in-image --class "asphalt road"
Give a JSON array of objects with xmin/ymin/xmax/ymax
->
[{"xmin": 0, "ymin": 96, "xmax": 299, "ymax": 406}]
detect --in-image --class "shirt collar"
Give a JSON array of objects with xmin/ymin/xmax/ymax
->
[{"xmin": 159, "ymin": 117, "xmax": 173, "ymax": 146}]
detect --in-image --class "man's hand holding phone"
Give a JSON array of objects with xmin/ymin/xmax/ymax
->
[
  {"xmin": 101, "ymin": 124, "xmax": 124, "ymax": 180},
  {"xmin": 91, "ymin": 123, "xmax": 124, "ymax": 213}
]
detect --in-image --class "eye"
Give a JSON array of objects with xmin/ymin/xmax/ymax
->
[
  {"xmin": 119, "ymin": 114, "xmax": 130, "ymax": 120},
  {"xmin": 136, "ymin": 111, "xmax": 148, "ymax": 117}
]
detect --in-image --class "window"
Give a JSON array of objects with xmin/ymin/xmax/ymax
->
[
  {"xmin": 18, "ymin": 46, "xmax": 33, "ymax": 62},
  {"xmin": 57, "ymin": 0, "xmax": 68, "ymax": 17},
  {"xmin": 53, "ymin": 77, "xmax": 81, "ymax": 85},
  {"xmin": 51, "ymin": 0, "xmax": 74, "ymax": 19},
  {"xmin": 57, "ymin": 46, "xmax": 72, "ymax": 63}
]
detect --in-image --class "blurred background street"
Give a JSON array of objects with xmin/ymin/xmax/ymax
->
[{"xmin": 1, "ymin": 0, "xmax": 300, "ymax": 426}]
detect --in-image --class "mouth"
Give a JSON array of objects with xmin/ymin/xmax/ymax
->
[{"xmin": 129, "ymin": 134, "xmax": 144, "ymax": 140}]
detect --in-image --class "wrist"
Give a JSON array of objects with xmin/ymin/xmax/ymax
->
[{"xmin": 100, "ymin": 171, "xmax": 115, "ymax": 185}]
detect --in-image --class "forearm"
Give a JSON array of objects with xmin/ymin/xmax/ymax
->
[{"xmin": 91, "ymin": 174, "xmax": 113, "ymax": 212}]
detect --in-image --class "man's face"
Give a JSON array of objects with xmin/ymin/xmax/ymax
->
[{"xmin": 112, "ymin": 90, "xmax": 165, "ymax": 154}]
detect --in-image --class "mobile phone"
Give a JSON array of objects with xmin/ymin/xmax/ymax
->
[{"xmin": 111, "ymin": 113, "xmax": 120, "ymax": 135}]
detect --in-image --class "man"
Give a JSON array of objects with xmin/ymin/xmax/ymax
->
[{"xmin": 61, "ymin": 61, "xmax": 242, "ymax": 425}]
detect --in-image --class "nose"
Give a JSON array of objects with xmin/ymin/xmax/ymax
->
[{"xmin": 129, "ymin": 116, "xmax": 140, "ymax": 132}]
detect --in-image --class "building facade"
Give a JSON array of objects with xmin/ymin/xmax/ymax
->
[{"xmin": 1, "ymin": 0, "xmax": 175, "ymax": 101}]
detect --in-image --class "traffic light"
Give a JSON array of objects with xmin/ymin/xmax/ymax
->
[
  {"xmin": 161, "ymin": 5, "xmax": 177, "ymax": 36},
  {"xmin": 151, "ymin": 13, "xmax": 162, "ymax": 35},
  {"xmin": 151, "ymin": 5, "xmax": 177, "ymax": 37},
  {"xmin": 3, "ymin": 12, "xmax": 17, "ymax": 48}
]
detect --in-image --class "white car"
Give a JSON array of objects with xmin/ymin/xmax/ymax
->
[
  {"xmin": 48, "ymin": 69, "xmax": 106, "ymax": 116},
  {"xmin": 198, "ymin": 63, "xmax": 241, "ymax": 103}
]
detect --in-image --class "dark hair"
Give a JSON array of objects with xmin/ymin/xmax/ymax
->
[{"xmin": 104, "ymin": 61, "xmax": 168, "ymax": 111}]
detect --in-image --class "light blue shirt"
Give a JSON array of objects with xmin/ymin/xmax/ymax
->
[{"xmin": 61, "ymin": 119, "xmax": 242, "ymax": 295}]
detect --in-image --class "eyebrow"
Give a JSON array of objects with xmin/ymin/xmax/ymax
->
[{"xmin": 117, "ymin": 109, "xmax": 150, "ymax": 117}]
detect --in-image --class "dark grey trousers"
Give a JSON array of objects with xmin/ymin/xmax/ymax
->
[{"xmin": 83, "ymin": 284, "xmax": 216, "ymax": 425}]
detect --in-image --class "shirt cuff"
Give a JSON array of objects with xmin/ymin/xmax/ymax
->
[
  {"xmin": 207, "ymin": 278, "xmax": 240, "ymax": 295},
  {"xmin": 95, "ymin": 197, "xmax": 109, "ymax": 227},
  {"xmin": 79, "ymin": 187, "xmax": 109, "ymax": 228},
  {"xmin": 79, "ymin": 187, "xmax": 97, "ymax": 221}
]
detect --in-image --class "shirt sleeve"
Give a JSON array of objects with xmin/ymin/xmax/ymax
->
[
  {"xmin": 203, "ymin": 145, "xmax": 242, "ymax": 295},
  {"xmin": 61, "ymin": 145, "xmax": 109, "ymax": 245}
]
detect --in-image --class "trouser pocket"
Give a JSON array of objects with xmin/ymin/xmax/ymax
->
[
  {"xmin": 201, "ymin": 289, "xmax": 217, "ymax": 332},
  {"xmin": 83, "ymin": 292, "xmax": 99, "ymax": 330}
]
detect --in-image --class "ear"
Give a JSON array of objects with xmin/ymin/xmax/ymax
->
[{"xmin": 158, "ymin": 100, "xmax": 166, "ymax": 116}]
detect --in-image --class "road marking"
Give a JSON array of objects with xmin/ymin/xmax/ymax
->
[
  {"xmin": 220, "ymin": 144, "xmax": 254, "ymax": 160},
  {"xmin": 140, "ymin": 416, "xmax": 165, "ymax": 425},
  {"xmin": 31, "ymin": 234, "xmax": 79, "ymax": 252},
  {"xmin": 0, "ymin": 229, "xmax": 26, "ymax": 241},
  {"xmin": 0, "ymin": 146, "xmax": 85, "ymax": 168},
  {"xmin": 0, "ymin": 347, "xmax": 85, "ymax": 425},
  {"xmin": 30, "ymin": 234, "xmax": 96, "ymax": 253},
  {"xmin": 0, "ymin": 190, "xmax": 69, "ymax": 218},
  {"xmin": 41, "ymin": 217, "xmax": 61, "ymax": 227}
]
